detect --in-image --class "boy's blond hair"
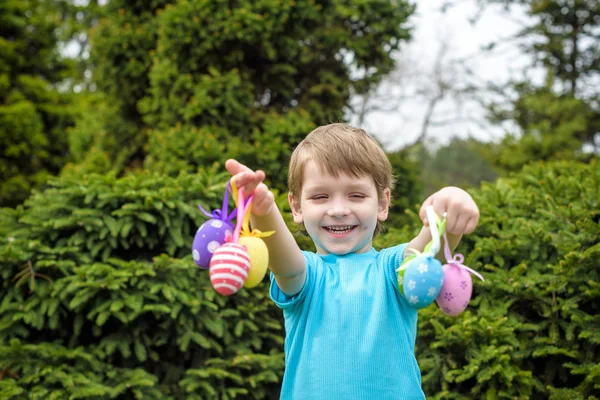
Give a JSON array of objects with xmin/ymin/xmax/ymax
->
[{"xmin": 288, "ymin": 123, "xmax": 395, "ymax": 235}]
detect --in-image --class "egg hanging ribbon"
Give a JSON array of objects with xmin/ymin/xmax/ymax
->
[
  {"xmin": 191, "ymin": 181, "xmax": 236, "ymax": 269},
  {"xmin": 209, "ymin": 180, "xmax": 251, "ymax": 296},
  {"xmin": 442, "ymin": 232, "xmax": 484, "ymax": 282},
  {"xmin": 237, "ymin": 196, "xmax": 275, "ymax": 240},
  {"xmin": 434, "ymin": 220, "xmax": 485, "ymax": 316},
  {"xmin": 395, "ymin": 206, "xmax": 445, "ymax": 308},
  {"xmin": 197, "ymin": 181, "xmax": 237, "ymax": 223},
  {"xmin": 230, "ymin": 181, "xmax": 275, "ymax": 288}
]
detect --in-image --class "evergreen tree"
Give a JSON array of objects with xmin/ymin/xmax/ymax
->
[
  {"xmin": 478, "ymin": 0, "xmax": 600, "ymax": 170},
  {"xmin": 79, "ymin": 0, "xmax": 415, "ymax": 191},
  {"xmin": 0, "ymin": 0, "xmax": 76, "ymax": 207}
]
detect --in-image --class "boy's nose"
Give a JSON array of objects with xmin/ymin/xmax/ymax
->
[{"xmin": 327, "ymin": 202, "xmax": 350, "ymax": 218}]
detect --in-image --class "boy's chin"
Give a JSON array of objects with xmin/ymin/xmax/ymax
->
[{"xmin": 315, "ymin": 240, "xmax": 373, "ymax": 256}]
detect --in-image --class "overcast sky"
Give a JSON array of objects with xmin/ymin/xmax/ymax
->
[{"xmin": 350, "ymin": 0, "xmax": 535, "ymax": 151}]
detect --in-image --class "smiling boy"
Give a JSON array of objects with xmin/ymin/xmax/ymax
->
[{"xmin": 226, "ymin": 123, "xmax": 479, "ymax": 399}]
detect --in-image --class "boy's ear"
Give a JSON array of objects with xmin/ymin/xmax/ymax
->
[
  {"xmin": 288, "ymin": 192, "xmax": 304, "ymax": 224},
  {"xmin": 377, "ymin": 188, "xmax": 391, "ymax": 221}
]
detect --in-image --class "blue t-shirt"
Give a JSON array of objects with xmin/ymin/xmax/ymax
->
[{"xmin": 270, "ymin": 244, "xmax": 426, "ymax": 400}]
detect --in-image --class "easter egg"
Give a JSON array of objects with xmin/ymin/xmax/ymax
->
[
  {"xmin": 399, "ymin": 255, "xmax": 444, "ymax": 309},
  {"xmin": 209, "ymin": 242, "xmax": 250, "ymax": 296},
  {"xmin": 435, "ymin": 264, "xmax": 473, "ymax": 316},
  {"xmin": 238, "ymin": 236, "xmax": 269, "ymax": 288},
  {"xmin": 192, "ymin": 219, "xmax": 234, "ymax": 269}
]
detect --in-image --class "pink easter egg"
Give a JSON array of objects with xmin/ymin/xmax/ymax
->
[
  {"xmin": 435, "ymin": 264, "xmax": 473, "ymax": 316},
  {"xmin": 209, "ymin": 243, "xmax": 250, "ymax": 296}
]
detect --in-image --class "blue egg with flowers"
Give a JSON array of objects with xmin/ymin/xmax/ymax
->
[
  {"xmin": 397, "ymin": 206, "xmax": 447, "ymax": 309},
  {"xmin": 398, "ymin": 254, "xmax": 444, "ymax": 309}
]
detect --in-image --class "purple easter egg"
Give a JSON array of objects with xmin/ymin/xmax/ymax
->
[
  {"xmin": 192, "ymin": 219, "xmax": 234, "ymax": 269},
  {"xmin": 435, "ymin": 264, "xmax": 473, "ymax": 316}
]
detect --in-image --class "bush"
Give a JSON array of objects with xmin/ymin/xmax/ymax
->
[
  {"xmin": 375, "ymin": 159, "xmax": 599, "ymax": 399},
  {"xmin": 2, "ymin": 157, "xmax": 597, "ymax": 399},
  {"xmin": 0, "ymin": 169, "xmax": 285, "ymax": 399}
]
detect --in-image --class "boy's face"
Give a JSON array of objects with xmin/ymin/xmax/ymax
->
[{"xmin": 289, "ymin": 160, "xmax": 390, "ymax": 255}]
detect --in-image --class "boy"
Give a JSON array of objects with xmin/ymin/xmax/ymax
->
[{"xmin": 226, "ymin": 123, "xmax": 479, "ymax": 399}]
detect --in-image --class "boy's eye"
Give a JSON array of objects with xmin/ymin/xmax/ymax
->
[
  {"xmin": 310, "ymin": 195, "xmax": 328, "ymax": 200},
  {"xmin": 350, "ymin": 194, "xmax": 366, "ymax": 199}
]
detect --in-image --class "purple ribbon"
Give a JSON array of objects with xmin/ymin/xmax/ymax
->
[
  {"xmin": 443, "ymin": 232, "xmax": 485, "ymax": 282},
  {"xmin": 197, "ymin": 181, "xmax": 236, "ymax": 222}
]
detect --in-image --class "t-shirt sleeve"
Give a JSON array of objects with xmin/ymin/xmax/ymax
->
[
  {"xmin": 269, "ymin": 251, "xmax": 320, "ymax": 310},
  {"xmin": 380, "ymin": 243, "xmax": 409, "ymax": 293}
]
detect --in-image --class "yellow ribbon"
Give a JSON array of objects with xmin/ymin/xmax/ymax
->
[
  {"xmin": 241, "ymin": 228, "xmax": 275, "ymax": 238},
  {"xmin": 240, "ymin": 201, "xmax": 275, "ymax": 238},
  {"xmin": 230, "ymin": 179, "xmax": 275, "ymax": 238},
  {"xmin": 230, "ymin": 179, "xmax": 239, "ymax": 207}
]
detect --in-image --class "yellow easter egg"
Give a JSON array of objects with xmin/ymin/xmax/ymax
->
[{"xmin": 239, "ymin": 236, "xmax": 269, "ymax": 288}]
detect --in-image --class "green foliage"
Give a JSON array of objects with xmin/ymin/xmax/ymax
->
[
  {"xmin": 144, "ymin": 110, "xmax": 314, "ymax": 192},
  {"xmin": 478, "ymin": 0, "xmax": 600, "ymax": 171},
  {"xmin": 62, "ymin": 91, "xmax": 129, "ymax": 178},
  {"xmin": 0, "ymin": 340, "xmax": 161, "ymax": 399},
  {"xmin": 378, "ymin": 159, "xmax": 600, "ymax": 398},
  {"xmin": 485, "ymin": 82, "xmax": 598, "ymax": 172},
  {"xmin": 0, "ymin": 168, "xmax": 285, "ymax": 399},
  {"xmin": 0, "ymin": 0, "xmax": 76, "ymax": 207},
  {"xmin": 83, "ymin": 0, "xmax": 415, "ymax": 181}
]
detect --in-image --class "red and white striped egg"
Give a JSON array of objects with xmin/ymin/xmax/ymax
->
[{"xmin": 209, "ymin": 242, "xmax": 250, "ymax": 296}]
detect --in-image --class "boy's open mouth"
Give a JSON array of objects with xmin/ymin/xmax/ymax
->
[{"xmin": 322, "ymin": 225, "xmax": 357, "ymax": 234}]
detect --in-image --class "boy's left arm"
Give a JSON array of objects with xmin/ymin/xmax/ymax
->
[{"xmin": 405, "ymin": 186, "xmax": 479, "ymax": 261}]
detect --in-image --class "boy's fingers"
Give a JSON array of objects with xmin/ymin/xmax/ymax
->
[
  {"xmin": 225, "ymin": 161, "xmax": 272, "ymax": 213},
  {"xmin": 232, "ymin": 171, "xmax": 255, "ymax": 191},
  {"xmin": 431, "ymin": 196, "xmax": 447, "ymax": 228},
  {"xmin": 232, "ymin": 170, "xmax": 266, "ymax": 195},
  {"xmin": 464, "ymin": 215, "xmax": 479, "ymax": 234},
  {"xmin": 247, "ymin": 171, "xmax": 266, "ymax": 194},
  {"xmin": 225, "ymin": 159, "xmax": 252, "ymax": 176},
  {"xmin": 419, "ymin": 196, "xmax": 434, "ymax": 225},
  {"xmin": 445, "ymin": 202, "xmax": 464, "ymax": 233},
  {"xmin": 252, "ymin": 184, "xmax": 275, "ymax": 215},
  {"xmin": 450, "ymin": 214, "xmax": 469, "ymax": 235}
]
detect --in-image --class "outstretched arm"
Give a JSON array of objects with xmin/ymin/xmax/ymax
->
[
  {"xmin": 226, "ymin": 159, "xmax": 306, "ymax": 296},
  {"xmin": 406, "ymin": 186, "xmax": 479, "ymax": 260}
]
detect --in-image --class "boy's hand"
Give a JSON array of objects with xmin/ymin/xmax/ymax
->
[
  {"xmin": 225, "ymin": 159, "xmax": 275, "ymax": 217},
  {"xmin": 419, "ymin": 186, "xmax": 479, "ymax": 235}
]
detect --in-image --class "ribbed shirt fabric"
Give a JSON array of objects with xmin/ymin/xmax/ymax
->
[{"xmin": 270, "ymin": 244, "xmax": 426, "ymax": 400}]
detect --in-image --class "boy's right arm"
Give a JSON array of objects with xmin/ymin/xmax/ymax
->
[
  {"xmin": 225, "ymin": 159, "xmax": 306, "ymax": 296},
  {"xmin": 250, "ymin": 204, "xmax": 306, "ymax": 296}
]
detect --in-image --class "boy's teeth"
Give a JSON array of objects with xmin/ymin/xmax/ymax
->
[{"xmin": 326, "ymin": 226, "xmax": 354, "ymax": 233}]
